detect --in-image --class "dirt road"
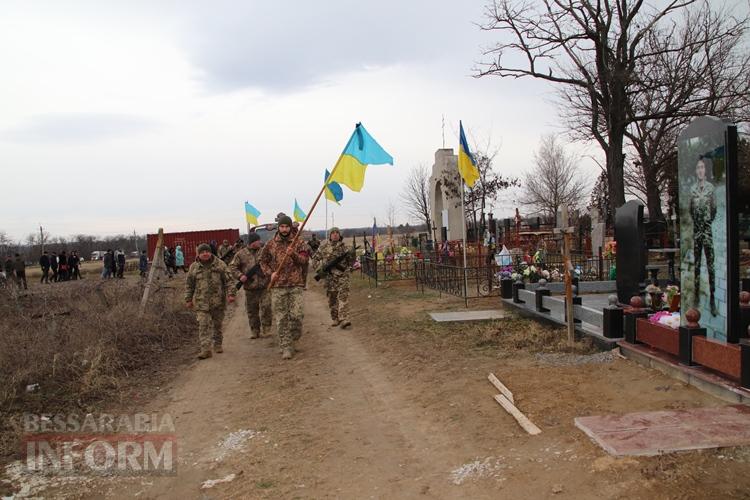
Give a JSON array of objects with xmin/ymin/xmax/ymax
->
[{"xmin": 12, "ymin": 279, "xmax": 750, "ymax": 499}]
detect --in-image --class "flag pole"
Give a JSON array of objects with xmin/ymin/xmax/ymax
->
[{"xmin": 461, "ymin": 177, "xmax": 469, "ymax": 306}]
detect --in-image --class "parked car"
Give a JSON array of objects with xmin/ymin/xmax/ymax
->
[{"xmin": 90, "ymin": 251, "xmax": 107, "ymax": 261}]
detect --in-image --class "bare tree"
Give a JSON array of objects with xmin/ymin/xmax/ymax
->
[
  {"xmin": 400, "ymin": 165, "xmax": 432, "ymax": 232},
  {"xmin": 385, "ymin": 200, "xmax": 397, "ymax": 229},
  {"xmin": 476, "ymin": 0, "xmax": 730, "ymax": 210},
  {"xmin": 521, "ymin": 135, "xmax": 588, "ymax": 219},
  {"xmin": 624, "ymin": 3, "xmax": 750, "ymax": 221}
]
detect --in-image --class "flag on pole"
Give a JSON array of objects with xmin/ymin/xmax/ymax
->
[
  {"xmin": 293, "ymin": 199, "xmax": 306, "ymax": 222},
  {"xmin": 327, "ymin": 123, "xmax": 393, "ymax": 192},
  {"xmin": 245, "ymin": 202, "xmax": 261, "ymax": 226},
  {"xmin": 457, "ymin": 120, "xmax": 479, "ymax": 188},
  {"xmin": 324, "ymin": 169, "xmax": 343, "ymax": 204}
]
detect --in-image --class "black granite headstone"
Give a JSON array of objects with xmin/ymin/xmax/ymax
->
[{"xmin": 615, "ymin": 200, "xmax": 647, "ymax": 303}]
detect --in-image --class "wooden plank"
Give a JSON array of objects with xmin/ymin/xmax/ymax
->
[
  {"xmin": 487, "ymin": 373, "xmax": 515, "ymax": 404},
  {"xmin": 493, "ymin": 394, "xmax": 541, "ymax": 435}
]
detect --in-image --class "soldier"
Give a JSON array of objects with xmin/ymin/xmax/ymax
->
[
  {"xmin": 689, "ymin": 158, "xmax": 717, "ymax": 316},
  {"xmin": 218, "ymin": 239, "xmax": 231, "ymax": 260},
  {"xmin": 313, "ymin": 227, "xmax": 355, "ymax": 329},
  {"xmin": 230, "ymin": 232, "xmax": 272, "ymax": 339},
  {"xmin": 259, "ymin": 215, "xmax": 310, "ymax": 359},
  {"xmin": 185, "ymin": 243, "xmax": 236, "ymax": 359}
]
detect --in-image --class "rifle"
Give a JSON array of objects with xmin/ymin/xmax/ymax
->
[
  {"xmin": 220, "ymin": 247, "xmax": 237, "ymax": 264},
  {"xmin": 235, "ymin": 263, "xmax": 262, "ymax": 290},
  {"xmin": 314, "ymin": 246, "xmax": 359, "ymax": 282}
]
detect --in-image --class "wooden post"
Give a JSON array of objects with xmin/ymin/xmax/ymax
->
[{"xmin": 139, "ymin": 228, "xmax": 166, "ymax": 317}]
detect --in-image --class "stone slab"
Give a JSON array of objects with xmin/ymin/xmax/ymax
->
[
  {"xmin": 429, "ymin": 310, "xmax": 505, "ymax": 322},
  {"xmin": 575, "ymin": 405, "xmax": 750, "ymax": 456}
]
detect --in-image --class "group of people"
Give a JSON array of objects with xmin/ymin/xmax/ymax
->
[
  {"xmin": 184, "ymin": 215, "xmax": 355, "ymax": 360},
  {"xmin": 101, "ymin": 249, "xmax": 128, "ymax": 279}
]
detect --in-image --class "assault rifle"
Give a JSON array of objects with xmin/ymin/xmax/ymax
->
[
  {"xmin": 314, "ymin": 246, "xmax": 359, "ymax": 282},
  {"xmin": 235, "ymin": 263, "xmax": 262, "ymax": 290},
  {"xmin": 220, "ymin": 247, "xmax": 237, "ymax": 264}
]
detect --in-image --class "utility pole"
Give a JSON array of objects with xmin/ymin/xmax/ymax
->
[{"xmin": 39, "ymin": 225, "xmax": 45, "ymax": 255}]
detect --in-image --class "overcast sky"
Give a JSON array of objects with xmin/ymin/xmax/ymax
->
[{"xmin": 0, "ymin": 0, "xmax": 610, "ymax": 241}]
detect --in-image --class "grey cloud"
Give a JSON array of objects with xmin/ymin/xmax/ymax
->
[
  {"xmin": 2, "ymin": 113, "xmax": 158, "ymax": 143},
  {"xmin": 177, "ymin": 0, "xmax": 479, "ymax": 92}
]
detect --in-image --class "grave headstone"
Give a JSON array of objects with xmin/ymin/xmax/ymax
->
[
  {"xmin": 615, "ymin": 201, "xmax": 647, "ymax": 304},
  {"xmin": 677, "ymin": 116, "xmax": 740, "ymax": 342}
]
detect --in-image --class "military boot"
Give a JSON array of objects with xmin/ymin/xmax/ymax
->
[
  {"xmin": 330, "ymin": 317, "xmax": 340, "ymax": 327},
  {"xmin": 339, "ymin": 320, "xmax": 352, "ymax": 329},
  {"xmin": 197, "ymin": 350, "xmax": 213, "ymax": 360},
  {"xmin": 710, "ymin": 293, "xmax": 718, "ymax": 317},
  {"xmin": 261, "ymin": 324, "xmax": 272, "ymax": 337},
  {"xmin": 215, "ymin": 345, "xmax": 224, "ymax": 353},
  {"xmin": 282, "ymin": 348, "xmax": 294, "ymax": 360},
  {"xmin": 249, "ymin": 329, "xmax": 260, "ymax": 339}
]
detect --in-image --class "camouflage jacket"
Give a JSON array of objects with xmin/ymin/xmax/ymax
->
[
  {"xmin": 229, "ymin": 246, "xmax": 269, "ymax": 290},
  {"xmin": 689, "ymin": 181, "xmax": 716, "ymax": 241},
  {"xmin": 218, "ymin": 244, "xmax": 232, "ymax": 259},
  {"xmin": 259, "ymin": 233, "xmax": 310, "ymax": 288},
  {"xmin": 312, "ymin": 240, "xmax": 355, "ymax": 278},
  {"xmin": 184, "ymin": 255, "xmax": 236, "ymax": 311}
]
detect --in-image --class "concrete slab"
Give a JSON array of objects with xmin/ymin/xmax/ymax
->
[
  {"xmin": 429, "ymin": 310, "xmax": 505, "ymax": 322},
  {"xmin": 575, "ymin": 404, "xmax": 750, "ymax": 456}
]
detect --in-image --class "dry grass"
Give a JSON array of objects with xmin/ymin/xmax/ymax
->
[{"xmin": 0, "ymin": 279, "xmax": 196, "ymax": 459}]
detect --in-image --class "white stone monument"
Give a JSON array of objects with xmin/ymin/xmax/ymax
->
[{"xmin": 429, "ymin": 149, "xmax": 463, "ymax": 243}]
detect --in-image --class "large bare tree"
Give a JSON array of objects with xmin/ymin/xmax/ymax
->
[
  {"xmin": 400, "ymin": 165, "xmax": 432, "ymax": 232},
  {"xmin": 476, "ymin": 0, "xmax": 728, "ymax": 210},
  {"xmin": 521, "ymin": 135, "xmax": 588, "ymax": 218}
]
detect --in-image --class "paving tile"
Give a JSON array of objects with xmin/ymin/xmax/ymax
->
[
  {"xmin": 428, "ymin": 310, "xmax": 505, "ymax": 322},
  {"xmin": 575, "ymin": 405, "xmax": 750, "ymax": 456}
]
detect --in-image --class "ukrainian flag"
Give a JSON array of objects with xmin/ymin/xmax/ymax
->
[
  {"xmin": 327, "ymin": 123, "xmax": 393, "ymax": 192},
  {"xmin": 458, "ymin": 121, "xmax": 479, "ymax": 188},
  {"xmin": 245, "ymin": 201, "xmax": 261, "ymax": 226},
  {"xmin": 293, "ymin": 199, "xmax": 306, "ymax": 223},
  {"xmin": 324, "ymin": 169, "xmax": 343, "ymax": 204}
]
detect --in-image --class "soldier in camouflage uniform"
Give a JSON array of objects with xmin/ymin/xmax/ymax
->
[
  {"xmin": 313, "ymin": 227, "xmax": 355, "ymax": 329},
  {"xmin": 259, "ymin": 215, "xmax": 310, "ymax": 359},
  {"xmin": 185, "ymin": 243, "xmax": 236, "ymax": 359},
  {"xmin": 689, "ymin": 158, "xmax": 717, "ymax": 316},
  {"xmin": 230, "ymin": 232, "xmax": 272, "ymax": 339}
]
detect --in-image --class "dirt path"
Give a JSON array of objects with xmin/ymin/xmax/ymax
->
[
  {"xmin": 40, "ymin": 286, "xmax": 502, "ymax": 498},
  {"xmin": 10, "ymin": 280, "xmax": 750, "ymax": 499}
]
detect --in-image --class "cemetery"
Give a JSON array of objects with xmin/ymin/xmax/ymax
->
[{"xmin": 361, "ymin": 116, "xmax": 750, "ymax": 405}]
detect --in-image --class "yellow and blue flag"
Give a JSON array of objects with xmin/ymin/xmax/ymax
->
[
  {"xmin": 458, "ymin": 121, "xmax": 479, "ymax": 188},
  {"xmin": 327, "ymin": 123, "xmax": 393, "ymax": 192},
  {"xmin": 293, "ymin": 199, "xmax": 306, "ymax": 223},
  {"xmin": 324, "ymin": 169, "xmax": 343, "ymax": 204},
  {"xmin": 245, "ymin": 201, "xmax": 261, "ymax": 226}
]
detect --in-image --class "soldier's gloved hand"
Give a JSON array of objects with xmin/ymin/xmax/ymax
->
[
  {"xmin": 228, "ymin": 296, "xmax": 235, "ymax": 304},
  {"xmin": 185, "ymin": 301, "xmax": 193, "ymax": 309}
]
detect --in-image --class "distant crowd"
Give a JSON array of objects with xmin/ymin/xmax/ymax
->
[{"xmin": 1, "ymin": 251, "xmax": 83, "ymax": 290}]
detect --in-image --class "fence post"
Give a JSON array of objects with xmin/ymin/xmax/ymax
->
[
  {"xmin": 598, "ymin": 247, "xmax": 603, "ymax": 281},
  {"xmin": 464, "ymin": 267, "xmax": 468, "ymax": 308}
]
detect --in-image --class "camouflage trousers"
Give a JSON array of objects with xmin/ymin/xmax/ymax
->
[
  {"xmin": 245, "ymin": 288, "xmax": 272, "ymax": 335},
  {"xmin": 271, "ymin": 287, "xmax": 304, "ymax": 350},
  {"xmin": 325, "ymin": 273, "xmax": 350, "ymax": 322},
  {"xmin": 195, "ymin": 308, "xmax": 225, "ymax": 351}
]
